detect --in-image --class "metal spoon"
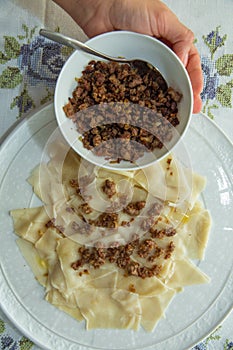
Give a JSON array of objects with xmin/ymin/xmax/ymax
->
[{"xmin": 39, "ymin": 28, "xmax": 168, "ymax": 91}]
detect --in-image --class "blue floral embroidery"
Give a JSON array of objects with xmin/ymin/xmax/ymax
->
[
  {"xmin": 18, "ymin": 36, "xmax": 66, "ymax": 87},
  {"xmin": 206, "ymin": 30, "xmax": 224, "ymax": 48},
  {"xmin": 0, "ymin": 24, "xmax": 72, "ymax": 117},
  {"xmin": 10, "ymin": 85, "xmax": 35, "ymax": 116},
  {"xmin": 1, "ymin": 335, "xmax": 18, "ymax": 350},
  {"xmin": 192, "ymin": 342, "xmax": 206, "ymax": 350},
  {"xmin": 203, "ymin": 26, "xmax": 227, "ymax": 59},
  {"xmin": 201, "ymin": 26, "xmax": 233, "ymax": 118},
  {"xmin": 227, "ymin": 341, "xmax": 233, "ymax": 350},
  {"xmin": 201, "ymin": 56, "xmax": 219, "ymax": 101}
]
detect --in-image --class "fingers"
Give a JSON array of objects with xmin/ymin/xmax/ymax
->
[
  {"xmin": 152, "ymin": 4, "xmax": 203, "ymax": 113},
  {"xmin": 152, "ymin": 3, "xmax": 194, "ymax": 64},
  {"xmin": 186, "ymin": 45, "xmax": 203, "ymax": 113},
  {"xmin": 171, "ymin": 29, "xmax": 194, "ymax": 67}
]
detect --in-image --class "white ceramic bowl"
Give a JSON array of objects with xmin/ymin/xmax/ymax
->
[{"xmin": 54, "ymin": 31, "xmax": 193, "ymax": 170}]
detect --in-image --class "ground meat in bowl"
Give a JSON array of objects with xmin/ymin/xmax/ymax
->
[{"xmin": 63, "ymin": 60, "xmax": 182, "ymax": 163}]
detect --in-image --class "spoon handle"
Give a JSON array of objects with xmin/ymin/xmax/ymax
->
[{"xmin": 39, "ymin": 29, "xmax": 126, "ymax": 62}]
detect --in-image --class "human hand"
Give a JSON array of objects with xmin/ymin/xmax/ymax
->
[{"xmin": 54, "ymin": 0, "xmax": 203, "ymax": 113}]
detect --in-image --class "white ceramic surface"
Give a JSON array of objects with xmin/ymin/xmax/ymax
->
[
  {"xmin": 54, "ymin": 31, "xmax": 193, "ymax": 171},
  {"xmin": 0, "ymin": 104, "xmax": 232, "ymax": 350}
]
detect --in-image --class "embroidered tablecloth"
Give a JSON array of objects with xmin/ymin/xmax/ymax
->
[{"xmin": 0, "ymin": 0, "xmax": 232, "ymax": 349}]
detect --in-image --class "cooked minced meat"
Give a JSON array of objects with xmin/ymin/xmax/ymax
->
[
  {"xmin": 63, "ymin": 60, "xmax": 182, "ymax": 163},
  {"xmin": 71, "ymin": 237, "xmax": 175, "ymax": 278}
]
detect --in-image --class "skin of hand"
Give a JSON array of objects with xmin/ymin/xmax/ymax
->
[{"xmin": 53, "ymin": 0, "xmax": 203, "ymax": 113}]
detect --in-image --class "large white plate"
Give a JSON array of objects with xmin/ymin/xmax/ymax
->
[{"xmin": 0, "ymin": 103, "xmax": 232, "ymax": 350}]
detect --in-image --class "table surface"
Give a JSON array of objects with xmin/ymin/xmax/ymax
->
[{"xmin": 0, "ymin": 1, "xmax": 232, "ymax": 349}]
